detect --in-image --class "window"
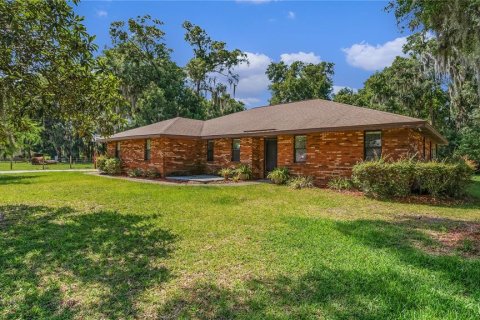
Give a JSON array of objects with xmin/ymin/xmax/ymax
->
[
  {"xmin": 231, "ymin": 139, "xmax": 240, "ymax": 162},
  {"xmin": 433, "ymin": 144, "xmax": 437, "ymax": 159},
  {"xmin": 115, "ymin": 142, "xmax": 121, "ymax": 158},
  {"xmin": 364, "ymin": 131, "xmax": 382, "ymax": 160},
  {"xmin": 429, "ymin": 140, "xmax": 432, "ymax": 160},
  {"xmin": 144, "ymin": 139, "xmax": 151, "ymax": 161},
  {"xmin": 207, "ymin": 140, "xmax": 214, "ymax": 162},
  {"xmin": 294, "ymin": 135, "xmax": 307, "ymax": 163}
]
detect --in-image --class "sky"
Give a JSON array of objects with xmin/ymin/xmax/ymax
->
[{"xmin": 75, "ymin": 0, "xmax": 410, "ymax": 108}]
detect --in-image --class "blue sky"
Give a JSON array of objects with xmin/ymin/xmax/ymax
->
[{"xmin": 75, "ymin": 0, "xmax": 409, "ymax": 107}]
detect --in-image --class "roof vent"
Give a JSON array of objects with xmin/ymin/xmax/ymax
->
[{"xmin": 243, "ymin": 128, "xmax": 277, "ymax": 133}]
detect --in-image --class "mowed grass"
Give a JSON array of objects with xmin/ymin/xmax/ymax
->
[
  {"xmin": 1, "ymin": 173, "xmax": 479, "ymax": 319},
  {"xmin": 0, "ymin": 161, "xmax": 94, "ymax": 171}
]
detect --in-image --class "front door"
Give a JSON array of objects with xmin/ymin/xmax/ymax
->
[{"xmin": 264, "ymin": 138, "xmax": 277, "ymax": 176}]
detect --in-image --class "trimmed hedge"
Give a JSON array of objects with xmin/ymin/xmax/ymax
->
[{"xmin": 352, "ymin": 159, "xmax": 473, "ymax": 198}]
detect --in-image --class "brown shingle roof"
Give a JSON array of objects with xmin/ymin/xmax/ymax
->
[{"xmin": 99, "ymin": 99, "xmax": 447, "ymax": 144}]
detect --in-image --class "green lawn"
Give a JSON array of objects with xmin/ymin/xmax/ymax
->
[
  {"xmin": 0, "ymin": 161, "xmax": 94, "ymax": 171},
  {"xmin": 1, "ymin": 173, "xmax": 479, "ymax": 319}
]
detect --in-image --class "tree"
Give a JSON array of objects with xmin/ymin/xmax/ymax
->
[
  {"xmin": 183, "ymin": 21, "xmax": 247, "ymax": 118},
  {"xmin": 0, "ymin": 0, "xmax": 123, "ymax": 159},
  {"xmin": 105, "ymin": 16, "xmax": 205, "ymax": 126},
  {"xmin": 0, "ymin": 117, "xmax": 41, "ymax": 168},
  {"xmin": 388, "ymin": 1, "xmax": 480, "ymax": 130},
  {"xmin": 335, "ymin": 56, "xmax": 449, "ymax": 131},
  {"xmin": 333, "ymin": 88, "xmax": 366, "ymax": 106},
  {"xmin": 266, "ymin": 61, "xmax": 334, "ymax": 105},
  {"xmin": 183, "ymin": 21, "xmax": 248, "ymax": 96}
]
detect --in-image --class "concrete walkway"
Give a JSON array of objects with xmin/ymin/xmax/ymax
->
[
  {"xmin": 0, "ymin": 169, "xmax": 97, "ymax": 174},
  {"xmin": 88, "ymin": 171, "xmax": 266, "ymax": 187}
]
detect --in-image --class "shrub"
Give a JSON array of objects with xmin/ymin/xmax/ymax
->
[
  {"xmin": 327, "ymin": 177, "xmax": 354, "ymax": 191},
  {"xmin": 415, "ymin": 161, "xmax": 473, "ymax": 198},
  {"xmin": 98, "ymin": 157, "xmax": 122, "ymax": 175},
  {"xmin": 127, "ymin": 168, "xmax": 144, "ymax": 178},
  {"xmin": 96, "ymin": 155, "xmax": 108, "ymax": 171},
  {"xmin": 144, "ymin": 168, "xmax": 161, "ymax": 179},
  {"xmin": 352, "ymin": 159, "xmax": 473, "ymax": 198},
  {"xmin": 218, "ymin": 168, "xmax": 233, "ymax": 180},
  {"xmin": 267, "ymin": 167, "xmax": 290, "ymax": 185},
  {"xmin": 234, "ymin": 164, "xmax": 252, "ymax": 180},
  {"xmin": 352, "ymin": 159, "xmax": 415, "ymax": 198},
  {"xmin": 288, "ymin": 176, "xmax": 314, "ymax": 189}
]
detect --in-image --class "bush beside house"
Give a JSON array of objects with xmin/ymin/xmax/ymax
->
[
  {"xmin": 96, "ymin": 156, "xmax": 122, "ymax": 175},
  {"xmin": 352, "ymin": 159, "xmax": 474, "ymax": 198}
]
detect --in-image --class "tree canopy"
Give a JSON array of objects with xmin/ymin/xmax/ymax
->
[{"xmin": 266, "ymin": 61, "xmax": 334, "ymax": 105}]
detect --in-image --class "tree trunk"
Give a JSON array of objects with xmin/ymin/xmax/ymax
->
[{"xmin": 10, "ymin": 156, "xmax": 13, "ymax": 170}]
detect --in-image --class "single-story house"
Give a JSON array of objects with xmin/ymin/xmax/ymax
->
[{"xmin": 98, "ymin": 99, "xmax": 447, "ymax": 185}]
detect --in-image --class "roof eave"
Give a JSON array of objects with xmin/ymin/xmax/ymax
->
[{"xmin": 421, "ymin": 123, "xmax": 448, "ymax": 145}]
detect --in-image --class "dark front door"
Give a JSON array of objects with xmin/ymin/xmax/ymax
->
[{"xmin": 264, "ymin": 138, "xmax": 277, "ymax": 176}]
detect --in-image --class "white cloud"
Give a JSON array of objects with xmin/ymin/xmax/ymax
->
[
  {"xmin": 280, "ymin": 51, "xmax": 321, "ymax": 65},
  {"xmin": 342, "ymin": 37, "xmax": 407, "ymax": 71},
  {"xmin": 333, "ymin": 85, "xmax": 357, "ymax": 94},
  {"xmin": 96, "ymin": 10, "xmax": 108, "ymax": 17},
  {"xmin": 233, "ymin": 52, "xmax": 272, "ymax": 106},
  {"xmin": 287, "ymin": 11, "xmax": 296, "ymax": 19}
]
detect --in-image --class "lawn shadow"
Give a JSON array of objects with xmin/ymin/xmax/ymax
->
[
  {"xmin": 0, "ymin": 174, "xmax": 38, "ymax": 185},
  {"xmin": 0, "ymin": 205, "xmax": 177, "ymax": 319}
]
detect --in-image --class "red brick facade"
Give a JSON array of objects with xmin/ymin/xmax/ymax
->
[{"xmin": 107, "ymin": 127, "xmax": 437, "ymax": 186}]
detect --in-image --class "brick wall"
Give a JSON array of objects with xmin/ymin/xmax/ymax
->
[
  {"xmin": 277, "ymin": 131, "xmax": 364, "ymax": 185},
  {"xmin": 107, "ymin": 138, "xmax": 165, "ymax": 175},
  {"xmin": 204, "ymin": 137, "xmax": 264, "ymax": 178},
  {"xmin": 106, "ymin": 127, "xmax": 434, "ymax": 185}
]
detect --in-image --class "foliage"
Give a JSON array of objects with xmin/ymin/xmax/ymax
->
[
  {"xmin": 353, "ymin": 159, "xmax": 473, "ymax": 198},
  {"xmin": 267, "ymin": 167, "xmax": 290, "ymax": 185},
  {"xmin": 218, "ymin": 168, "xmax": 234, "ymax": 180},
  {"xmin": 288, "ymin": 176, "xmax": 314, "ymax": 189},
  {"xmin": 127, "ymin": 168, "xmax": 145, "ymax": 178},
  {"xmin": 388, "ymin": 0, "xmax": 480, "ymax": 98},
  {"xmin": 97, "ymin": 157, "xmax": 122, "ymax": 175},
  {"xmin": 104, "ymin": 15, "xmax": 204, "ymax": 127},
  {"xmin": 353, "ymin": 159, "xmax": 416, "ymax": 198},
  {"xmin": 455, "ymin": 126, "xmax": 480, "ymax": 170},
  {"xmin": 0, "ymin": 0, "xmax": 122, "ymax": 149},
  {"xmin": 96, "ymin": 155, "xmax": 108, "ymax": 171},
  {"xmin": 183, "ymin": 21, "xmax": 247, "ymax": 118},
  {"xmin": 233, "ymin": 164, "xmax": 253, "ymax": 181},
  {"xmin": 183, "ymin": 21, "xmax": 247, "ymax": 96},
  {"xmin": 327, "ymin": 177, "xmax": 355, "ymax": 191},
  {"xmin": 334, "ymin": 56, "xmax": 449, "ymax": 128},
  {"xmin": 0, "ymin": 117, "xmax": 42, "ymax": 160},
  {"xmin": 144, "ymin": 168, "xmax": 161, "ymax": 179},
  {"xmin": 333, "ymin": 88, "xmax": 365, "ymax": 106},
  {"xmin": 266, "ymin": 61, "xmax": 334, "ymax": 105},
  {"xmin": 415, "ymin": 161, "xmax": 474, "ymax": 198}
]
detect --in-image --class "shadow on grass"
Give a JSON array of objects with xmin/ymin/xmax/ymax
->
[
  {"xmin": 159, "ymin": 216, "xmax": 480, "ymax": 319},
  {"xmin": 0, "ymin": 175, "xmax": 37, "ymax": 185},
  {"xmin": 0, "ymin": 205, "xmax": 177, "ymax": 319}
]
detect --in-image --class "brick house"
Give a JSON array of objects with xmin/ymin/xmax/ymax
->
[{"xmin": 99, "ymin": 99, "xmax": 447, "ymax": 185}]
